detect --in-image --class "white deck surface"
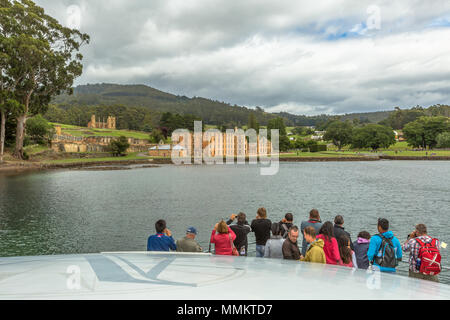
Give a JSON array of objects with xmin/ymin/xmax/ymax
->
[{"xmin": 0, "ymin": 252, "xmax": 449, "ymax": 300}]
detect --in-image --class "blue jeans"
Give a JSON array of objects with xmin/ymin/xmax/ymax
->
[{"xmin": 256, "ymin": 245, "xmax": 265, "ymax": 257}]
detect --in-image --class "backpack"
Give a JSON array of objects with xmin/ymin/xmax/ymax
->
[
  {"xmin": 281, "ymin": 224, "xmax": 289, "ymax": 239},
  {"xmin": 374, "ymin": 234, "xmax": 398, "ymax": 269},
  {"xmin": 416, "ymin": 238, "xmax": 441, "ymax": 275}
]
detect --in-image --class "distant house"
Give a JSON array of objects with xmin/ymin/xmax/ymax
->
[
  {"xmin": 149, "ymin": 144, "xmax": 187, "ymax": 157},
  {"xmin": 311, "ymin": 131, "xmax": 326, "ymax": 141},
  {"xmin": 149, "ymin": 144, "xmax": 172, "ymax": 157},
  {"xmin": 394, "ymin": 130, "xmax": 405, "ymax": 142}
]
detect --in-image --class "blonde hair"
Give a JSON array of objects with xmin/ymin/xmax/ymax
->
[{"xmin": 217, "ymin": 220, "xmax": 229, "ymax": 234}]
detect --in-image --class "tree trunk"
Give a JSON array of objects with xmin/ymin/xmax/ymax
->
[
  {"xmin": 13, "ymin": 114, "xmax": 27, "ymax": 160},
  {"xmin": 0, "ymin": 109, "xmax": 6, "ymax": 163}
]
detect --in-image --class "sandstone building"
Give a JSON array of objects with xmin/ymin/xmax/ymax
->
[{"xmin": 87, "ymin": 115, "xmax": 116, "ymax": 129}]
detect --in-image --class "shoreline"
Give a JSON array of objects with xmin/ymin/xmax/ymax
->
[{"xmin": 2, "ymin": 155, "xmax": 450, "ymax": 175}]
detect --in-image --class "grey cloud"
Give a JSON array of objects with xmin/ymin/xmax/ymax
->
[{"xmin": 34, "ymin": 0, "xmax": 450, "ymax": 115}]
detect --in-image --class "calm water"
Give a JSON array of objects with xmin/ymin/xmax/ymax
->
[{"xmin": 0, "ymin": 161, "xmax": 449, "ymax": 279}]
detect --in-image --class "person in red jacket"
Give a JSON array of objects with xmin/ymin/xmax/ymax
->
[
  {"xmin": 316, "ymin": 221, "xmax": 341, "ymax": 265},
  {"xmin": 210, "ymin": 220, "xmax": 237, "ymax": 255}
]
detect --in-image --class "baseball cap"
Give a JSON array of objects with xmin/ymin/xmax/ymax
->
[{"xmin": 186, "ymin": 227, "xmax": 197, "ymax": 235}]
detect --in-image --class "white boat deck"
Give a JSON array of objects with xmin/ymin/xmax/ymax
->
[{"xmin": 0, "ymin": 252, "xmax": 449, "ymax": 300}]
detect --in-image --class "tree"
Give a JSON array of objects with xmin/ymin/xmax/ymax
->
[
  {"xmin": 0, "ymin": 0, "xmax": 19, "ymax": 162},
  {"xmin": 26, "ymin": 114, "xmax": 53, "ymax": 145},
  {"xmin": 1, "ymin": 0, "xmax": 89, "ymax": 159},
  {"xmin": 267, "ymin": 117, "xmax": 290, "ymax": 152},
  {"xmin": 109, "ymin": 136, "xmax": 130, "ymax": 157},
  {"xmin": 379, "ymin": 106, "xmax": 425, "ymax": 129},
  {"xmin": 403, "ymin": 116, "xmax": 449, "ymax": 149},
  {"xmin": 352, "ymin": 124, "xmax": 396, "ymax": 151},
  {"xmin": 323, "ymin": 121, "xmax": 353, "ymax": 150},
  {"xmin": 291, "ymin": 126, "xmax": 306, "ymax": 136},
  {"xmin": 436, "ymin": 132, "xmax": 450, "ymax": 148},
  {"xmin": 149, "ymin": 129, "xmax": 165, "ymax": 143},
  {"xmin": 247, "ymin": 112, "xmax": 259, "ymax": 133}
]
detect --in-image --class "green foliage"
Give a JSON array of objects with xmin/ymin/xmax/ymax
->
[
  {"xmin": 291, "ymin": 126, "xmax": 314, "ymax": 136},
  {"xmin": 1, "ymin": 0, "xmax": 89, "ymax": 158},
  {"xmin": 109, "ymin": 136, "xmax": 130, "ymax": 156},
  {"xmin": 52, "ymin": 84, "xmax": 361, "ymax": 128},
  {"xmin": 379, "ymin": 106, "xmax": 425, "ymax": 129},
  {"xmin": 436, "ymin": 132, "xmax": 450, "ymax": 148},
  {"xmin": 267, "ymin": 117, "xmax": 290, "ymax": 152},
  {"xmin": 351, "ymin": 124, "xmax": 396, "ymax": 151},
  {"xmin": 44, "ymin": 104, "xmax": 157, "ymax": 132},
  {"xmin": 403, "ymin": 116, "xmax": 450, "ymax": 149},
  {"xmin": 309, "ymin": 144, "xmax": 327, "ymax": 153},
  {"xmin": 149, "ymin": 129, "xmax": 165, "ymax": 144},
  {"xmin": 159, "ymin": 112, "xmax": 202, "ymax": 136},
  {"xmin": 323, "ymin": 121, "xmax": 353, "ymax": 150},
  {"xmin": 248, "ymin": 112, "xmax": 260, "ymax": 133},
  {"xmin": 290, "ymin": 139, "xmax": 306, "ymax": 150},
  {"xmin": 26, "ymin": 114, "xmax": 54, "ymax": 145}
]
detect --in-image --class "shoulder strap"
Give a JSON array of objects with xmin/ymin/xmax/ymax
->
[
  {"xmin": 415, "ymin": 238, "xmax": 425, "ymax": 247},
  {"xmin": 431, "ymin": 238, "xmax": 439, "ymax": 247}
]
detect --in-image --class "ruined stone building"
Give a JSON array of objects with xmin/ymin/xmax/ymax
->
[
  {"xmin": 51, "ymin": 134, "xmax": 151, "ymax": 153},
  {"xmin": 87, "ymin": 115, "xmax": 116, "ymax": 129}
]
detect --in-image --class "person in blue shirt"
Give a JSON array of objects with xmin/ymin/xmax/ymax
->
[
  {"xmin": 367, "ymin": 218, "xmax": 402, "ymax": 273},
  {"xmin": 147, "ymin": 219, "xmax": 177, "ymax": 251}
]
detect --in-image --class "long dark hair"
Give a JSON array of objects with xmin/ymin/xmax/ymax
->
[
  {"xmin": 271, "ymin": 222, "xmax": 281, "ymax": 236},
  {"xmin": 337, "ymin": 235, "xmax": 352, "ymax": 265},
  {"xmin": 319, "ymin": 221, "xmax": 334, "ymax": 242}
]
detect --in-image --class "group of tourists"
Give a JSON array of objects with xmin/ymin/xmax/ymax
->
[{"xmin": 147, "ymin": 208, "xmax": 443, "ymax": 283}]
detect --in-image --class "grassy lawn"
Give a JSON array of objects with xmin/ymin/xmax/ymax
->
[
  {"xmin": 23, "ymin": 145, "xmax": 51, "ymax": 155},
  {"xmin": 379, "ymin": 150, "xmax": 450, "ymax": 156},
  {"xmin": 280, "ymin": 151, "xmax": 362, "ymax": 158},
  {"xmin": 323, "ymin": 141, "xmax": 450, "ymax": 156},
  {"xmin": 51, "ymin": 123, "xmax": 151, "ymax": 140}
]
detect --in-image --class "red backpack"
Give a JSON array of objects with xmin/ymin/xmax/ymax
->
[{"xmin": 416, "ymin": 238, "xmax": 441, "ymax": 276}]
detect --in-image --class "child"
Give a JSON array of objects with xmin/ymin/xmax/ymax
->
[
  {"xmin": 353, "ymin": 231, "xmax": 371, "ymax": 269},
  {"xmin": 337, "ymin": 235, "xmax": 357, "ymax": 268}
]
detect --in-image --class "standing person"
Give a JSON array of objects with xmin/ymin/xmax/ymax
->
[
  {"xmin": 264, "ymin": 223, "xmax": 285, "ymax": 259},
  {"xmin": 337, "ymin": 235, "xmax": 357, "ymax": 268},
  {"xmin": 333, "ymin": 215, "xmax": 354, "ymax": 251},
  {"xmin": 402, "ymin": 224, "xmax": 441, "ymax": 283},
  {"xmin": 300, "ymin": 209, "xmax": 323, "ymax": 256},
  {"xmin": 147, "ymin": 219, "xmax": 177, "ymax": 252},
  {"xmin": 279, "ymin": 213, "xmax": 294, "ymax": 239},
  {"xmin": 367, "ymin": 218, "xmax": 403, "ymax": 273},
  {"xmin": 227, "ymin": 212, "xmax": 251, "ymax": 256},
  {"xmin": 300, "ymin": 227, "xmax": 326, "ymax": 264},
  {"xmin": 210, "ymin": 220, "xmax": 237, "ymax": 256},
  {"xmin": 176, "ymin": 227, "xmax": 202, "ymax": 253},
  {"xmin": 353, "ymin": 231, "xmax": 371, "ymax": 270},
  {"xmin": 316, "ymin": 221, "xmax": 341, "ymax": 265},
  {"xmin": 282, "ymin": 226, "xmax": 301, "ymax": 260},
  {"xmin": 251, "ymin": 208, "xmax": 272, "ymax": 257}
]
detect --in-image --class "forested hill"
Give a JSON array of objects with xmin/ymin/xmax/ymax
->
[{"xmin": 51, "ymin": 83, "xmax": 396, "ymax": 127}]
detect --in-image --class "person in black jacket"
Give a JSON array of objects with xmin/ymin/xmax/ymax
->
[
  {"xmin": 279, "ymin": 212, "xmax": 294, "ymax": 239},
  {"xmin": 227, "ymin": 212, "xmax": 251, "ymax": 256},
  {"xmin": 251, "ymin": 207, "xmax": 272, "ymax": 257},
  {"xmin": 334, "ymin": 215, "xmax": 354, "ymax": 251},
  {"xmin": 282, "ymin": 226, "xmax": 301, "ymax": 260}
]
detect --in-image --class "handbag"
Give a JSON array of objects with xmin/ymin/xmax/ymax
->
[{"xmin": 229, "ymin": 233, "xmax": 239, "ymax": 256}]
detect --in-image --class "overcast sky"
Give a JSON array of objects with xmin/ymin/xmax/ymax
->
[{"xmin": 35, "ymin": 0, "xmax": 450, "ymax": 115}]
